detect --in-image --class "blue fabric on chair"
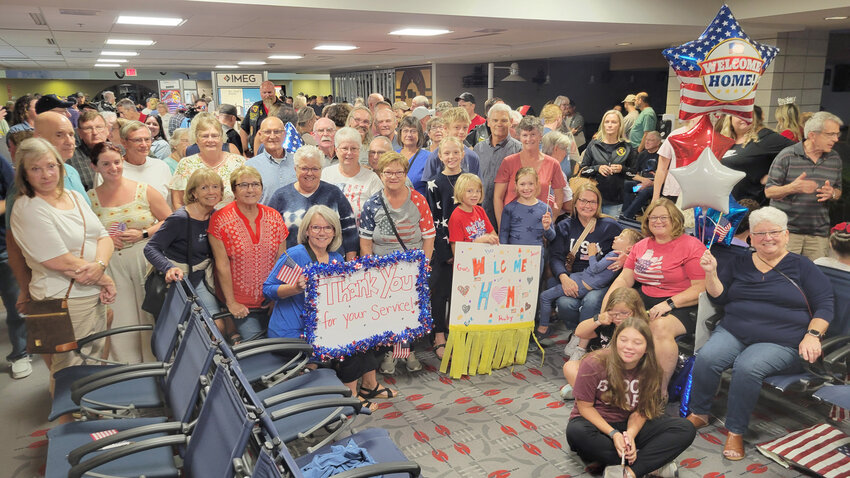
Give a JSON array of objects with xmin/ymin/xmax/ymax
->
[
  {"xmin": 293, "ymin": 428, "xmax": 418, "ymax": 478},
  {"xmin": 817, "ymin": 265, "xmax": 850, "ymax": 337},
  {"xmin": 763, "ymin": 372, "xmax": 814, "ymax": 392},
  {"xmin": 813, "ymin": 384, "xmax": 850, "ymax": 409},
  {"xmin": 252, "ymin": 449, "xmax": 284, "ymax": 478},
  {"xmin": 300, "ymin": 439, "xmax": 376, "ymax": 478}
]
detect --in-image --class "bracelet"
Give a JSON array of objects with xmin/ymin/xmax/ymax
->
[
  {"xmin": 96, "ymin": 260, "xmax": 107, "ymax": 271},
  {"xmin": 608, "ymin": 429, "xmax": 620, "ymax": 439}
]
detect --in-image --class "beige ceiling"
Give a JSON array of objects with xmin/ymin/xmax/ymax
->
[{"xmin": 0, "ymin": 0, "xmax": 848, "ymax": 73}]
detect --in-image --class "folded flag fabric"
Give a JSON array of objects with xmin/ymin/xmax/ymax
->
[
  {"xmin": 757, "ymin": 423, "xmax": 850, "ymax": 477},
  {"xmin": 276, "ymin": 254, "xmax": 303, "ymax": 285}
]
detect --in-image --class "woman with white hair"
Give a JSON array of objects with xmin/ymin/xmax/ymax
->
[
  {"xmin": 688, "ymin": 206, "xmax": 833, "ymax": 461},
  {"xmin": 165, "ymin": 127, "xmax": 190, "ymax": 174},
  {"xmin": 268, "ymin": 145, "xmax": 358, "ymax": 260},
  {"xmin": 321, "ymin": 127, "xmax": 382, "ymax": 226}
]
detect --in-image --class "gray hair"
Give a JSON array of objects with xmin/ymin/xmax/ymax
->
[
  {"xmin": 119, "ymin": 120, "xmax": 148, "ymax": 140},
  {"xmin": 487, "ymin": 103, "xmax": 512, "ymax": 118},
  {"xmin": 412, "ymin": 95, "xmax": 430, "ymax": 108},
  {"xmin": 517, "ymin": 115, "xmax": 544, "ymax": 134},
  {"xmin": 169, "ymin": 128, "xmax": 189, "ymax": 152},
  {"xmin": 293, "ymin": 144, "xmax": 323, "ymax": 168},
  {"xmin": 116, "ymin": 98, "xmax": 136, "ymax": 111},
  {"xmin": 298, "ymin": 204, "xmax": 343, "ymax": 251},
  {"xmin": 646, "ymin": 130, "xmax": 662, "ymax": 142},
  {"xmin": 103, "ymin": 91, "xmax": 115, "ymax": 100},
  {"xmin": 748, "ymin": 206, "xmax": 788, "ymax": 231},
  {"xmin": 804, "ymin": 111, "xmax": 843, "ymax": 138},
  {"xmin": 334, "ymin": 126, "xmax": 362, "ymax": 148},
  {"xmin": 101, "ymin": 111, "xmax": 117, "ymax": 124},
  {"xmin": 541, "ymin": 130, "xmax": 572, "ymax": 156},
  {"xmin": 370, "ymin": 135, "xmax": 392, "ymax": 150},
  {"xmin": 509, "ymin": 110, "xmax": 522, "ymax": 124}
]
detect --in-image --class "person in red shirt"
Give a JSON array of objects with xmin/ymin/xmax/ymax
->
[{"xmin": 448, "ymin": 173, "xmax": 499, "ymax": 254}]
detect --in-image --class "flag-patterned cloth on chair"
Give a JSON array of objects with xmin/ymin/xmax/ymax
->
[{"xmin": 757, "ymin": 423, "xmax": 850, "ymax": 477}]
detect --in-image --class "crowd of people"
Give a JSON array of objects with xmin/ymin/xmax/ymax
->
[{"xmin": 0, "ymin": 85, "xmax": 847, "ymax": 477}]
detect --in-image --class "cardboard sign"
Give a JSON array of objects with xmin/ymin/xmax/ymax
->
[{"xmin": 303, "ymin": 250, "xmax": 431, "ymax": 360}]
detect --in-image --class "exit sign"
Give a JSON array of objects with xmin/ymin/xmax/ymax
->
[{"xmin": 124, "ymin": 68, "xmax": 137, "ymax": 77}]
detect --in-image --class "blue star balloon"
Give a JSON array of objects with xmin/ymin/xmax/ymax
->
[{"xmin": 663, "ymin": 4, "xmax": 779, "ymax": 122}]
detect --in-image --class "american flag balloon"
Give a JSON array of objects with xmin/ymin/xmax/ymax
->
[
  {"xmin": 282, "ymin": 121, "xmax": 304, "ymax": 153},
  {"xmin": 663, "ymin": 4, "xmax": 779, "ymax": 122}
]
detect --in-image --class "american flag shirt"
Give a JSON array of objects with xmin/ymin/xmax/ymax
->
[{"xmin": 359, "ymin": 189, "xmax": 435, "ymax": 256}]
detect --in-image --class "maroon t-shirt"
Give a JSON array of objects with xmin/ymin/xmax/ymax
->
[{"xmin": 569, "ymin": 352, "xmax": 640, "ymax": 423}]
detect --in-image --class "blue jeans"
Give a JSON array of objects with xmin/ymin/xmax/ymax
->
[
  {"xmin": 191, "ymin": 278, "xmax": 221, "ymax": 316},
  {"xmin": 601, "ymin": 203, "xmax": 622, "ymax": 217},
  {"xmin": 689, "ymin": 326, "xmax": 801, "ymax": 435},
  {"xmin": 552, "ymin": 279, "xmax": 607, "ymax": 331},
  {"xmin": 233, "ymin": 308, "xmax": 269, "ymax": 342},
  {"xmin": 621, "ymin": 181, "xmax": 654, "ymax": 220},
  {"xmin": 0, "ymin": 251, "xmax": 27, "ymax": 361}
]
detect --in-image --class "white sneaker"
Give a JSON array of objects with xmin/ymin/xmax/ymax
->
[
  {"xmin": 405, "ymin": 352, "xmax": 422, "ymax": 372},
  {"xmin": 562, "ymin": 334, "xmax": 581, "ymax": 357},
  {"xmin": 651, "ymin": 462, "xmax": 678, "ymax": 477},
  {"xmin": 379, "ymin": 351, "xmax": 396, "ymax": 375},
  {"xmin": 559, "ymin": 384, "xmax": 574, "ymax": 400},
  {"xmin": 10, "ymin": 356, "xmax": 32, "ymax": 379}
]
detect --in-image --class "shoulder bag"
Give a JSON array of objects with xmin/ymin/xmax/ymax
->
[
  {"xmin": 380, "ymin": 196, "xmax": 407, "ymax": 251},
  {"xmin": 564, "ymin": 218, "xmax": 596, "ymax": 273}
]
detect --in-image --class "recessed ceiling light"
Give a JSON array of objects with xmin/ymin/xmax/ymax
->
[
  {"xmin": 101, "ymin": 50, "xmax": 138, "ymax": 56},
  {"xmin": 107, "ymin": 39, "xmax": 155, "ymax": 46},
  {"xmin": 389, "ymin": 28, "xmax": 452, "ymax": 36},
  {"xmin": 116, "ymin": 15, "xmax": 184, "ymax": 26},
  {"xmin": 314, "ymin": 44, "xmax": 358, "ymax": 51},
  {"xmin": 238, "ymin": 61, "xmax": 266, "ymax": 65},
  {"xmin": 215, "ymin": 65, "xmax": 239, "ymax": 69},
  {"xmin": 617, "ymin": 42, "xmax": 632, "ymax": 46},
  {"xmin": 98, "ymin": 58, "xmax": 127, "ymax": 63},
  {"xmin": 268, "ymin": 54, "xmax": 303, "ymax": 60},
  {"xmin": 95, "ymin": 63, "xmax": 121, "ymax": 67},
  {"xmin": 825, "ymin": 16, "xmax": 848, "ymax": 20}
]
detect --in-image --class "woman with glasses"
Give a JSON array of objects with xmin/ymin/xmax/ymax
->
[
  {"xmin": 550, "ymin": 183, "xmax": 623, "ymax": 342},
  {"xmin": 268, "ymin": 145, "xmax": 358, "ymax": 260},
  {"xmin": 601, "ymin": 198, "xmax": 705, "ymax": 392},
  {"xmin": 687, "ymin": 206, "xmax": 832, "ymax": 460},
  {"xmin": 87, "ymin": 141, "xmax": 172, "ymax": 362},
  {"xmin": 209, "ymin": 165, "xmax": 288, "ymax": 343},
  {"xmin": 169, "ymin": 113, "xmax": 245, "ymax": 209},
  {"xmin": 397, "ymin": 116, "xmax": 430, "ymax": 197}
]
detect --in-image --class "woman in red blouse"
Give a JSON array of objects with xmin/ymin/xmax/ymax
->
[{"xmin": 209, "ymin": 165, "xmax": 288, "ymax": 342}]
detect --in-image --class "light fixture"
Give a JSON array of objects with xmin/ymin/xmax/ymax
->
[
  {"xmin": 116, "ymin": 15, "xmax": 184, "ymax": 26},
  {"xmin": 98, "ymin": 58, "xmax": 127, "ymax": 63},
  {"xmin": 389, "ymin": 28, "xmax": 452, "ymax": 36},
  {"xmin": 268, "ymin": 54, "xmax": 303, "ymax": 60},
  {"xmin": 825, "ymin": 16, "xmax": 848, "ymax": 20},
  {"xmin": 617, "ymin": 42, "xmax": 632, "ymax": 46},
  {"xmin": 238, "ymin": 61, "xmax": 266, "ymax": 65},
  {"xmin": 501, "ymin": 62, "xmax": 526, "ymax": 82},
  {"xmin": 95, "ymin": 63, "xmax": 121, "ymax": 67},
  {"xmin": 101, "ymin": 50, "xmax": 138, "ymax": 56},
  {"xmin": 215, "ymin": 65, "xmax": 239, "ymax": 69},
  {"xmin": 107, "ymin": 38, "xmax": 155, "ymax": 46},
  {"xmin": 314, "ymin": 44, "xmax": 358, "ymax": 51}
]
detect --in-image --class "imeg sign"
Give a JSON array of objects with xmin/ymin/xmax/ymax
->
[{"xmin": 215, "ymin": 71, "xmax": 264, "ymax": 88}]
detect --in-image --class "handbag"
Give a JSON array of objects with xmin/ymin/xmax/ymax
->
[
  {"xmin": 24, "ymin": 192, "xmax": 85, "ymax": 354},
  {"xmin": 142, "ymin": 211, "xmax": 193, "ymax": 317},
  {"xmin": 564, "ymin": 218, "xmax": 596, "ymax": 273}
]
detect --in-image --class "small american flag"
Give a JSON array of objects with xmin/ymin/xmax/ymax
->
[
  {"xmin": 282, "ymin": 121, "xmax": 304, "ymax": 153},
  {"xmin": 546, "ymin": 186, "xmax": 555, "ymax": 208},
  {"xmin": 90, "ymin": 429, "xmax": 118, "ymax": 441},
  {"xmin": 107, "ymin": 222, "xmax": 126, "ymax": 237},
  {"xmin": 276, "ymin": 254, "xmax": 303, "ymax": 285},
  {"xmin": 757, "ymin": 423, "xmax": 850, "ymax": 477},
  {"xmin": 714, "ymin": 217, "xmax": 731, "ymax": 242},
  {"xmin": 392, "ymin": 342, "xmax": 410, "ymax": 359}
]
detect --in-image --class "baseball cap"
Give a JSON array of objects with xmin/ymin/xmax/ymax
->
[
  {"xmin": 392, "ymin": 101, "xmax": 410, "ymax": 111},
  {"xmin": 455, "ymin": 92, "xmax": 475, "ymax": 103},
  {"xmin": 411, "ymin": 106, "xmax": 432, "ymax": 121},
  {"xmin": 622, "ymin": 94, "xmax": 637, "ymax": 104},
  {"xmin": 219, "ymin": 104, "xmax": 238, "ymax": 117},
  {"xmin": 35, "ymin": 94, "xmax": 75, "ymax": 114}
]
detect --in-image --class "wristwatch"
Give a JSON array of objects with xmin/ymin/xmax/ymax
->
[
  {"xmin": 96, "ymin": 260, "xmax": 107, "ymax": 271},
  {"xmin": 665, "ymin": 298, "xmax": 676, "ymax": 310},
  {"xmin": 807, "ymin": 329, "xmax": 822, "ymax": 339},
  {"xmin": 593, "ymin": 314, "xmax": 600, "ymax": 325},
  {"xmin": 142, "ymin": 229, "xmax": 149, "ymax": 239}
]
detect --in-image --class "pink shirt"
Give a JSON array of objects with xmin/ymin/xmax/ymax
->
[
  {"xmin": 495, "ymin": 153, "xmax": 567, "ymax": 206},
  {"xmin": 624, "ymin": 234, "xmax": 706, "ymax": 298}
]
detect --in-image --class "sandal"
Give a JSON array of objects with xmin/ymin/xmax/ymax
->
[
  {"xmin": 228, "ymin": 332, "xmax": 243, "ymax": 346},
  {"xmin": 685, "ymin": 413, "xmax": 709, "ymax": 430},
  {"xmin": 358, "ymin": 396, "xmax": 379, "ymax": 413},
  {"xmin": 723, "ymin": 432, "xmax": 745, "ymax": 461},
  {"xmin": 358, "ymin": 384, "xmax": 397, "ymax": 400},
  {"xmin": 433, "ymin": 343, "xmax": 446, "ymax": 359}
]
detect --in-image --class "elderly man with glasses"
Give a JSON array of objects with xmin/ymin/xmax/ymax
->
[{"xmin": 245, "ymin": 117, "xmax": 296, "ymax": 204}]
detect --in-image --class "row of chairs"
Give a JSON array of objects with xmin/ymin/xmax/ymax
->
[{"xmin": 46, "ymin": 280, "xmax": 421, "ymax": 477}]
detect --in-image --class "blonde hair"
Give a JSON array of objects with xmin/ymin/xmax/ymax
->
[
  {"xmin": 441, "ymin": 107, "xmax": 470, "ymax": 128},
  {"xmin": 453, "ymin": 173, "xmax": 483, "ymax": 205},
  {"xmin": 376, "ymin": 151, "xmax": 409, "ymax": 175},
  {"xmin": 720, "ymin": 106, "xmax": 764, "ymax": 146},
  {"xmin": 229, "ymin": 165, "xmax": 263, "ymax": 192},
  {"xmin": 571, "ymin": 183, "xmax": 603, "ymax": 218},
  {"xmin": 594, "ymin": 110, "xmax": 626, "ymax": 142},
  {"xmin": 14, "ymin": 137, "xmax": 65, "ymax": 198},
  {"xmin": 540, "ymin": 104, "xmax": 562, "ymax": 124},
  {"xmin": 185, "ymin": 168, "xmax": 224, "ymax": 204},
  {"xmin": 298, "ymin": 204, "xmax": 343, "ymax": 251},
  {"xmin": 775, "ymin": 103, "xmax": 803, "ymax": 141},
  {"xmin": 189, "ymin": 112, "xmax": 224, "ymax": 143},
  {"xmin": 640, "ymin": 198, "xmax": 685, "ymax": 239},
  {"xmin": 514, "ymin": 167, "xmax": 540, "ymax": 198}
]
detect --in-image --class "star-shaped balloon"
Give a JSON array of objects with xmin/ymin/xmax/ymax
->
[
  {"xmin": 667, "ymin": 115, "xmax": 735, "ymax": 168},
  {"xmin": 663, "ymin": 4, "xmax": 779, "ymax": 122},
  {"xmin": 668, "ymin": 147, "xmax": 744, "ymax": 213}
]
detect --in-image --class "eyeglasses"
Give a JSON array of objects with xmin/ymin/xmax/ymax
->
[
  {"xmin": 127, "ymin": 137, "xmax": 152, "ymax": 144},
  {"xmin": 297, "ymin": 166, "xmax": 321, "ymax": 173},
  {"xmin": 338, "ymin": 146, "xmax": 359, "ymax": 154},
  {"xmin": 28, "ymin": 163, "xmax": 60, "ymax": 174},
  {"xmin": 648, "ymin": 215, "xmax": 670, "ymax": 223},
  {"xmin": 309, "ymin": 225, "xmax": 334, "ymax": 233},
  {"xmin": 751, "ymin": 229, "xmax": 786, "ymax": 239},
  {"xmin": 382, "ymin": 170, "xmax": 406, "ymax": 177},
  {"xmin": 576, "ymin": 198, "xmax": 598, "ymax": 205},
  {"xmin": 262, "ymin": 129, "xmax": 285, "ymax": 136},
  {"xmin": 817, "ymin": 131, "xmax": 840, "ymax": 139},
  {"xmin": 198, "ymin": 133, "xmax": 221, "ymax": 140},
  {"xmin": 607, "ymin": 311, "xmax": 632, "ymax": 319},
  {"xmin": 235, "ymin": 182, "xmax": 262, "ymax": 189}
]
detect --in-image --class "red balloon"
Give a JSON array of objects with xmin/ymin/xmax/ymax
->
[{"xmin": 667, "ymin": 116, "xmax": 735, "ymax": 168}]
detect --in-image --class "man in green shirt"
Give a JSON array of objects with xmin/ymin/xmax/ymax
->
[{"xmin": 629, "ymin": 92, "xmax": 656, "ymax": 151}]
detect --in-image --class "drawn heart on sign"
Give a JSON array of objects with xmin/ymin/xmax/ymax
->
[
  {"xmin": 462, "ymin": 304, "xmax": 471, "ymax": 313},
  {"xmin": 492, "ymin": 286, "xmax": 508, "ymax": 304},
  {"xmin": 525, "ymin": 302, "xmax": 532, "ymax": 310},
  {"xmin": 457, "ymin": 285, "xmax": 470, "ymax": 296}
]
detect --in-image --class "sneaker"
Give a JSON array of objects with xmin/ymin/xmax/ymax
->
[
  {"xmin": 405, "ymin": 352, "xmax": 422, "ymax": 372},
  {"xmin": 559, "ymin": 384, "xmax": 574, "ymax": 400},
  {"xmin": 562, "ymin": 334, "xmax": 581, "ymax": 357},
  {"xmin": 10, "ymin": 356, "xmax": 32, "ymax": 379},
  {"xmin": 379, "ymin": 351, "xmax": 396, "ymax": 375},
  {"xmin": 650, "ymin": 462, "xmax": 678, "ymax": 478}
]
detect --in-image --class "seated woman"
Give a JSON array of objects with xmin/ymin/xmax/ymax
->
[
  {"xmin": 264, "ymin": 205, "xmax": 394, "ymax": 410},
  {"xmin": 814, "ymin": 222, "xmax": 850, "ymax": 272},
  {"xmin": 688, "ymin": 206, "xmax": 833, "ymax": 461},
  {"xmin": 565, "ymin": 317, "xmax": 695, "ymax": 478},
  {"xmin": 602, "ymin": 198, "xmax": 705, "ymax": 390}
]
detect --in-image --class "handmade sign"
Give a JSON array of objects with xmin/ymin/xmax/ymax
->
[
  {"xmin": 442, "ymin": 243, "xmax": 542, "ymax": 378},
  {"xmin": 303, "ymin": 250, "xmax": 431, "ymax": 360}
]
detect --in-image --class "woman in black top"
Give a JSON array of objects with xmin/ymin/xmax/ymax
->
[{"xmin": 580, "ymin": 110, "xmax": 636, "ymax": 217}]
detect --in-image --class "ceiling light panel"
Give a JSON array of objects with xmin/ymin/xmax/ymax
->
[
  {"xmin": 389, "ymin": 28, "xmax": 452, "ymax": 36},
  {"xmin": 101, "ymin": 50, "xmax": 138, "ymax": 56},
  {"xmin": 268, "ymin": 54, "xmax": 303, "ymax": 59},
  {"xmin": 314, "ymin": 45, "xmax": 358, "ymax": 51},
  {"xmin": 116, "ymin": 15, "xmax": 184, "ymax": 26},
  {"xmin": 107, "ymin": 39, "xmax": 155, "ymax": 46}
]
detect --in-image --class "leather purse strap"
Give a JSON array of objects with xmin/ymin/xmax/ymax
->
[
  {"xmin": 570, "ymin": 218, "xmax": 596, "ymax": 257},
  {"xmin": 380, "ymin": 195, "xmax": 407, "ymax": 251}
]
